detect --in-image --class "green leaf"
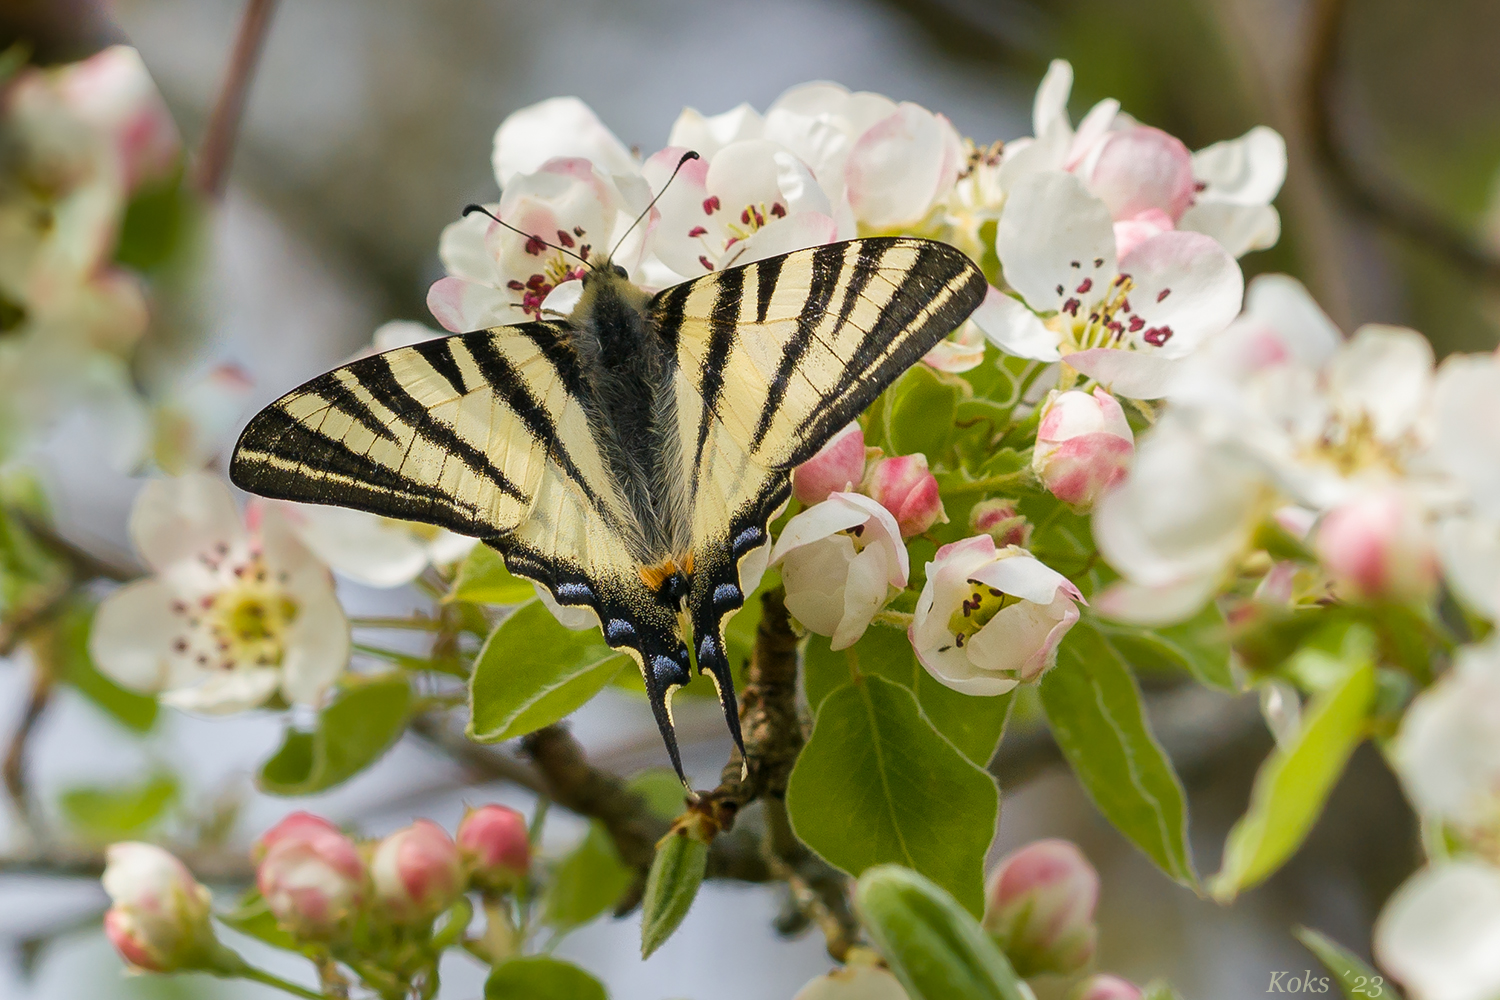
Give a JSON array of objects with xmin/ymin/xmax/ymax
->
[
  {"xmin": 486, "ymin": 956, "xmax": 607, "ymax": 1000},
  {"xmin": 468, "ymin": 601, "xmax": 628, "ymax": 742},
  {"xmin": 1095, "ymin": 601, "xmax": 1236, "ymax": 693},
  {"xmin": 56, "ymin": 599, "xmax": 157, "ymax": 732},
  {"xmin": 640, "ymin": 828, "xmax": 709, "ymax": 958},
  {"xmin": 259, "ymin": 676, "xmax": 412, "ymax": 795},
  {"xmin": 448, "ymin": 546, "xmax": 536, "ymax": 605},
  {"xmin": 217, "ymin": 891, "xmax": 301, "ymax": 953},
  {"xmin": 115, "ymin": 172, "xmax": 196, "ymax": 274},
  {"xmin": 804, "ymin": 630, "xmax": 1012, "ymax": 768},
  {"xmin": 1295, "ymin": 926, "xmax": 1404, "ymax": 1000},
  {"xmin": 1041, "ymin": 622, "xmax": 1196, "ymax": 887},
  {"xmin": 1211, "ymin": 633, "xmax": 1376, "ymax": 901},
  {"xmin": 542, "ymin": 822, "xmax": 633, "ymax": 933},
  {"xmin": 787, "ymin": 675, "xmax": 998, "ymax": 915},
  {"xmin": 884, "ymin": 365, "xmax": 962, "ymax": 458},
  {"xmin": 59, "ymin": 772, "xmax": 176, "ymax": 842}
]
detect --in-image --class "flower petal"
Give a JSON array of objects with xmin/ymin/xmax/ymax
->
[
  {"xmin": 1192, "ymin": 126, "xmax": 1287, "ymax": 206},
  {"xmin": 1115, "ymin": 230, "xmax": 1243, "ymax": 358},
  {"xmin": 1375, "ymin": 862, "xmax": 1500, "ymax": 1000},
  {"xmin": 845, "ymin": 103, "xmax": 961, "ymax": 229},
  {"xmin": 1086, "ymin": 126, "xmax": 1195, "ymax": 223},
  {"xmin": 1067, "ymin": 347, "xmax": 1182, "ymax": 400},
  {"xmin": 972, "ymin": 286, "xmax": 1062, "ymax": 362},
  {"xmin": 1177, "ymin": 202, "xmax": 1281, "ymax": 257},
  {"xmin": 129, "ymin": 473, "xmax": 245, "ymax": 572},
  {"xmin": 667, "ymin": 103, "xmax": 764, "ymax": 158},
  {"xmin": 997, "ymin": 172, "xmax": 1116, "ymax": 312},
  {"xmin": 280, "ymin": 582, "xmax": 350, "ymax": 707},
  {"xmin": 88, "ymin": 577, "xmax": 180, "ymax": 693},
  {"xmin": 969, "ymin": 551, "xmax": 1081, "ymax": 605},
  {"xmin": 1328, "ymin": 323, "xmax": 1433, "ymax": 443},
  {"xmin": 162, "ymin": 669, "xmax": 282, "ymax": 715},
  {"xmin": 492, "ymin": 97, "xmax": 636, "ymax": 186}
]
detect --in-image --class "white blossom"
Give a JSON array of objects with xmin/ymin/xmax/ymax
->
[{"xmin": 1375, "ymin": 861, "xmax": 1500, "ymax": 1000}]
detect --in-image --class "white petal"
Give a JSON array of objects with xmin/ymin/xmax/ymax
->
[
  {"xmin": 781, "ymin": 536, "xmax": 858, "ymax": 639},
  {"xmin": 1091, "ymin": 575, "xmax": 1220, "ymax": 625},
  {"xmin": 723, "ymin": 213, "xmax": 838, "ymax": 269},
  {"xmin": 667, "ymin": 103, "xmax": 764, "ymax": 157},
  {"xmin": 1391, "ymin": 636, "xmax": 1500, "ymax": 826},
  {"xmin": 540, "ymin": 278, "xmax": 585, "ymax": 319},
  {"xmin": 1437, "ymin": 515, "xmax": 1500, "ymax": 619},
  {"xmin": 129, "ymin": 473, "xmax": 245, "ymax": 572},
  {"xmin": 996, "ymin": 172, "xmax": 1117, "ymax": 312},
  {"xmin": 965, "ymin": 593, "xmax": 1077, "ymax": 679},
  {"xmin": 968, "ymin": 551, "xmax": 1080, "ymax": 605},
  {"xmin": 971, "ymin": 286, "xmax": 1062, "ymax": 361},
  {"xmin": 1192, "ymin": 126, "xmax": 1287, "ymax": 205},
  {"xmin": 372, "ymin": 320, "xmax": 444, "ymax": 352},
  {"xmin": 436, "ymin": 211, "xmax": 501, "ymax": 284},
  {"xmin": 1375, "ymin": 862, "xmax": 1500, "ymax": 1000},
  {"xmin": 831, "ymin": 543, "xmax": 892, "ymax": 650},
  {"xmin": 1329, "ymin": 324, "xmax": 1433, "ymax": 442},
  {"xmin": 278, "ymin": 504, "xmax": 429, "ymax": 589},
  {"xmin": 1116, "ymin": 230, "xmax": 1244, "ymax": 357},
  {"xmin": 1066, "ymin": 99, "xmax": 1120, "ymax": 169},
  {"xmin": 162, "ymin": 669, "xmax": 281, "ymax": 715},
  {"xmin": 1031, "ymin": 59, "xmax": 1074, "ymax": 139},
  {"xmin": 426, "ymin": 277, "xmax": 516, "ymax": 333},
  {"xmin": 492, "ymin": 97, "xmax": 636, "ymax": 187},
  {"xmin": 1434, "ymin": 354, "xmax": 1500, "ymax": 520},
  {"xmin": 844, "ymin": 103, "xmax": 961, "ymax": 229},
  {"xmin": 1178, "ymin": 202, "xmax": 1281, "ymax": 257},
  {"xmin": 88, "ymin": 578, "xmax": 180, "ymax": 693},
  {"xmin": 1067, "ymin": 347, "xmax": 1181, "ymax": 400},
  {"xmin": 279, "ymin": 582, "xmax": 350, "ymax": 707},
  {"xmin": 772, "ymin": 492, "xmax": 906, "ymax": 585}
]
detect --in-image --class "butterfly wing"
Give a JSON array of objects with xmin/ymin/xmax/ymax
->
[
  {"xmin": 230, "ymin": 324, "xmax": 701, "ymax": 776},
  {"xmin": 653, "ymin": 237, "xmax": 987, "ymax": 746}
]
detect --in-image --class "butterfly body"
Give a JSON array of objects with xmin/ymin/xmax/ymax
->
[{"xmin": 231, "ymin": 237, "xmax": 986, "ymax": 783}]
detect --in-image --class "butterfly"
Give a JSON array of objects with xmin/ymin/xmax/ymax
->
[{"xmin": 230, "ymin": 216, "xmax": 985, "ymax": 784}]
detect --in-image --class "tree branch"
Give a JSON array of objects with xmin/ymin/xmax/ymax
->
[
  {"xmin": 1305, "ymin": 0, "xmax": 1500, "ymax": 284},
  {"xmin": 192, "ymin": 0, "xmax": 279, "ymax": 198},
  {"xmin": 2, "ymin": 662, "xmax": 52, "ymax": 836}
]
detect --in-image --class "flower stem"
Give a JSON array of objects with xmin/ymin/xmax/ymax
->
[
  {"xmin": 238, "ymin": 966, "xmax": 326, "ymax": 999},
  {"xmin": 193, "ymin": 0, "xmax": 280, "ymax": 197},
  {"xmin": 349, "ymin": 616, "xmax": 445, "ymax": 631}
]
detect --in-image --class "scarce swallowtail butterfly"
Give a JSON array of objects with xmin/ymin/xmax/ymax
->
[{"xmin": 230, "ymin": 155, "xmax": 986, "ymax": 785}]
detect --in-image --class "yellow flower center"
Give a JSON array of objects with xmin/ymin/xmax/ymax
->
[{"xmin": 944, "ymin": 581, "xmax": 1020, "ymax": 648}]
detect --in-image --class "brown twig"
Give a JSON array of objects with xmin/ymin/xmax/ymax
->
[
  {"xmin": 2, "ymin": 662, "xmax": 52, "ymax": 834},
  {"xmin": 191, "ymin": 0, "xmax": 279, "ymax": 198},
  {"xmin": 1306, "ymin": 0, "xmax": 1500, "ymax": 285},
  {"xmin": 407, "ymin": 712, "xmax": 550, "ymax": 797}
]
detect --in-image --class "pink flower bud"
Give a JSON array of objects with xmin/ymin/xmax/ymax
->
[
  {"xmin": 1315, "ymin": 491, "xmax": 1438, "ymax": 603},
  {"xmin": 101, "ymin": 843, "xmax": 216, "ymax": 972},
  {"xmin": 1071, "ymin": 974, "xmax": 1144, "ymax": 1000},
  {"xmin": 793, "ymin": 423, "xmax": 866, "ymax": 505},
  {"xmin": 254, "ymin": 813, "xmax": 365, "ymax": 939},
  {"xmin": 1032, "ymin": 388, "xmax": 1134, "ymax": 510},
  {"xmin": 864, "ymin": 453, "xmax": 946, "ymax": 538},
  {"xmin": 969, "ymin": 498, "xmax": 1032, "ymax": 549},
  {"xmin": 1085, "ymin": 125, "xmax": 1195, "ymax": 225},
  {"xmin": 983, "ymin": 839, "xmax": 1099, "ymax": 977},
  {"xmin": 457, "ymin": 804, "xmax": 531, "ymax": 892},
  {"xmin": 371, "ymin": 820, "xmax": 463, "ymax": 924}
]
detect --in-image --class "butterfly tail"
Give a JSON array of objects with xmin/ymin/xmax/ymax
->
[
  {"xmin": 637, "ymin": 645, "xmax": 695, "ymax": 789},
  {"xmin": 692, "ymin": 622, "xmax": 746, "ymax": 762}
]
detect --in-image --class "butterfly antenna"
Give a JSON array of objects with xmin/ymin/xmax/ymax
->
[
  {"xmin": 606, "ymin": 149, "xmax": 700, "ymax": 262},
  {"xmin": 460, "ymin": 204, "xmax": 591, "ymax": 268}
]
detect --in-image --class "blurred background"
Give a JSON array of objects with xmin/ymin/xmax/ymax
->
[{"xmin": 1, "ymin": 0, "xmax": 1497, "ymax": 997}]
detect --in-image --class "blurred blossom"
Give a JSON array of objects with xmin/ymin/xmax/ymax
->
[
  {"xmin": 457, "ymin": 804, "xmax": 531, "ymax": 892},
  {"xmin": 644, "ymin": 140, "xmax": 838, "ymax": 279},
  {"xmin": 1375, "ymin": 861, "xmax": 1500, "ymax": 1000},
  {"xmin": 983, "ymin": 838, "xmax": 1099, "ymax": 977},
  {"xmin": 978, "ymin": 171, "xmax": 1243, "ymax": 400},
  {"xmin": 1430, "ymin": 351, "xmax": 1500, "ymax": 619},
  {"xmin": 90, "ymin": 473, "xmax": 350, "ymax": 713},
  {"xmin": 969, "ymin": 498, "xmax": 1031, "ymax": 549},
  {"xmin": 491, "ymin": 96, "xmax": 638, "ymax": 187},
  {"xmin": 792, "ymin": 962, "xmax": 911, "ymax": 1000},
  {"xmin": 1093, "ymin": 413, "xmax": 1271, "ymax": 625},
  {"xmin": 1314, "ymin": 490, "xmax": 1438, "ymax": 603},
  {"xmin": 1032, "ymin": 387, "xmax": 1135, "ymax": 510},
  {"xmin": 792, "ymin": 422, "xmax": 866, "ymax": 506},
  {"xmin": 921, "ymin": 318, "xmax": 987, "ymax": 373},
  {"xmin": 863, "ymin": 453, "xmax": 946, "ymax": 537},
  {"xmin": 999, "ymin": 59, "xmax": 1120, "ymax": 189},
  {"xmin": 909, "ymin": 536, "xmax": 1082, "ymax": 694},
  {"xmin": 371, "ymin": 820, "xmax": 463, "ymax": 925},
  {"xmin": 102, "ymin": 843, "xmax": 217, "ymax": 973},
  {"xmin": 1070, "ymin": 974, "xmax": 1144, "ymax": 1000},
  {"xmin": 0, "ymin": 46, "xmax": 178, "ymax": 464},
  {"xmin": 254, "ymin": 812, "xmax": 365, "ymax": 940},
  {"xmin": 1392, "ymin": 637, "xmax": 1500, "ymax": 849},
  {"xmin": 771, "ymin": 491, "xmax": 908, "ymax": 650},
  {"xmin": 151, "ymin": 362, "xmax": 255, "ymax": 475}
]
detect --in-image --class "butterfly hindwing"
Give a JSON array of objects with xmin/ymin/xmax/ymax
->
[{"xmin": 654, "ymin": 237, "xmax": 987, "ymax": 739}]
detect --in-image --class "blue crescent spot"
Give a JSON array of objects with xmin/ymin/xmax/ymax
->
[
  {"xmin": 699, "ymin": 635, "xmax": 717, "ymax": 661},
  {"xmin": 713, "ymin": 583, "xmax": 740, "ymax": 607},
  {"xmin": 556, "ymin": 581, "xmax": 592, "ymax": 601},
  {"xmin": 732, "ymin": 526, "xmax": 763, "ymax": 553},
  {"xmin": 606, "ymin": 619, "xmax": 635, "ymax": 644}
]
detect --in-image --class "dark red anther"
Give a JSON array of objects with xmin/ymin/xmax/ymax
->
[
  {"xmin": 1157, "ymin": 288, "xmax": 1171, "ymax": 302},
  {"xmin": 1062, "ymin": 298, "xmax": 1081, "ymax": 316},
  {"xmin": 524, "ymin": 235, "xmax": 547, "ymax": 255},
  {"xmin": 703, "ymin": 195, "xmax": 720, "ymax": 214},
  {"xmin": 1143, "ymin": 325, "xmax": 1174, "ymax": 346},
  {"xmin": 556, "ymin": 229, "xmax": 575, "ymax": 247},
  {"xmin": 507, "ymin": 279, "xmax": 525, "ymax": 291},
  {"xmin": 688, "ymin": 225, "xmax": 707, "ymax": 238},
  {"xmin": 771, "ymin": 202, "xmax": 786, "ymax": 217},
  {"xmin": 699, "ymin": 255, "xmax": 714, "ymax": 271},
  {"xmin": 1076, "ymin": 277, "xmax": 1093, "ymax": 294}
]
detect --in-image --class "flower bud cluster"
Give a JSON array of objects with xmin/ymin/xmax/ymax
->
[{"xmin": 104, "ymin": 804, "xmax": 532, "ymax": 975}]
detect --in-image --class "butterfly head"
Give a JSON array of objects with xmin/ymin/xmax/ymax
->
[{"xmin": 639, "ymin": 553, "xmax": 694, "ymax": 611}]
